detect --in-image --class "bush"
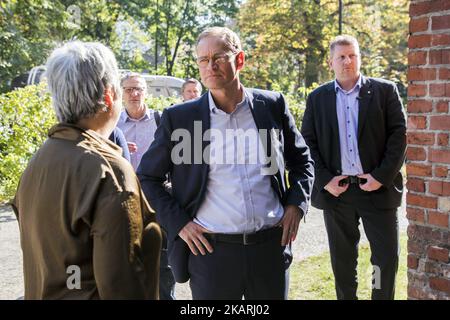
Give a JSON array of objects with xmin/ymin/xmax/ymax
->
[
  {"xmin": 0, "ymin": 83, "xmax": 56, "ymax": 203},
  {"xmin": 0, "ymin": 86, "xmax": 306, "ymax": 203}
]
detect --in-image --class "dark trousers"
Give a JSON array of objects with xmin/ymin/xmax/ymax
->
[
  {"xmin": 159, "ymin": 232, "xmax": 176, "ymax": 300},
  {"xmin": 323, "ymin": 185, "xmax": 399, "ymax": 300},
  {"xmin": 188, "ymin": 230, "xmax": 286, "ymax": 300}
]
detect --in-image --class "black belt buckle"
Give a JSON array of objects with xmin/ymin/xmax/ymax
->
[
  {"xmin": 349, "ymin": 176, "xmax": 359, "ymax": 184},
  {"xmin": 338, "ymin": 176, "xmax": 367, "ymax": 186}
]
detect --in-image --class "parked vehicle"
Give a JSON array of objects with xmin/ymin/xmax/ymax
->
[
  {"xmin": 10, "ymin": 66, "xmax": 46, "ymax": 90},
  {"xmin": 140, "ymin": 74, "xmax": 185, "ymax": 98},
  {"xmin": 11, "ymin": 66, "xmax": 184, "ymax": 98}
]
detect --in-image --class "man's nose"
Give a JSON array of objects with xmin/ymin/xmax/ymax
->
[{"xmin": 206, "ymin": 60, "xmax": 218, "ymax": 70}]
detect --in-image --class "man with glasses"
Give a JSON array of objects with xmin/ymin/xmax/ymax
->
[
  {"xmin": 137, "ymin": 27, "xmax": 314, "ymax": 299},
  {"xmin": 117, "ymin": 72, "xmax": 175, "ymax": 300},
  {"xmin": 117, "ymin": 73, "xmax": 160, "ymax": 171}
]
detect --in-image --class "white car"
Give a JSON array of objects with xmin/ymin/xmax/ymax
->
[
  {"xmin": 13, "ymin": 67, "xmax": 185, "ymax": 99},
  {"xmin": 140, "ymin": 74, "xmax": 185, "ymax": 98}
]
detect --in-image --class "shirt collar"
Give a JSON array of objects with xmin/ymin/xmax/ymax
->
[
  {"xmin": 208, "ymin": 86, "xmax": 248, "ymax": 114},
  {"xmin": 121, "ymin": 107, "xmax": 152, "ymax": 122},
  {"xmin": 334, "ymin": 74, "xmax": 362, "ymax": 94}
]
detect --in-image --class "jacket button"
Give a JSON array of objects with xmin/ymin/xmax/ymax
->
[{"xmin": 337, "ymin": 170, "xmax": 341, "ymax": 174}]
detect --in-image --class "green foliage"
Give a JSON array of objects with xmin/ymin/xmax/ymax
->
[
  {"xmin": 145, "ymin": 94, "xmax": 181, "ymax": 112},
  {"xmin": 0, "ymin": 0, "xmax": 239, "ymax": 93},
  {"xmin": 238, "ymin": 0, "xmax": 409, "ymax": 100},
  {"xmin": 0, "ymin": 83, "xmax": 56, "ymax": 202}
]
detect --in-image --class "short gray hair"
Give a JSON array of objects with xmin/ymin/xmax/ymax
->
[
  {"xmin": 45, "ymin": 41, "xmax": 120, "ymax": 124},
  {"xmin": 181, "ymin": 78, "xmax": 202, "ymax": 93},
  {"xmin": 197, "ymin": 27, "xmax": 242, "ymax": 54},
  {"xmin": 120, "ymin": 72, "xmax": 147, "ymax": 88},
  {"xmin": 329, "ymin": 35, "xmax": 360, "ymax": 57}
]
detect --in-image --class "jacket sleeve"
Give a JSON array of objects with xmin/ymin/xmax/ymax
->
[
  {"xmin": 278, "ymin": 93, "xmax": 315, "ymax": 217},
  {"xmin": 301, "ymin": 93, "xmax": 335, "ymax": 190},
  {"xmin": 370, "ymin": 82, "xmax": 407, "ymax": 186},
  {"xmin": 91, "ymin": 180, "xmax": 160, "ymax": 299},
  {"xmin": 137, "ymin": 109, "xmax": 192, "ymax": 241}
]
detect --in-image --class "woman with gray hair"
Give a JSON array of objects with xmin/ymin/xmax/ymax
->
[{"xmin": 11, "ymin": 41, "xmax": 162, "ymax": 299}]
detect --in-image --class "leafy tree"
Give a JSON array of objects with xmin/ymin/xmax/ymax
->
[{"xmin": 238, "ymin": 0, "xmax": 408, "ymax": 98}]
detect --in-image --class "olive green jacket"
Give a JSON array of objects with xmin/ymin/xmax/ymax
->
[{"xmin": 11, "ymin": 123, "xmax": 161, "ymax": 300}]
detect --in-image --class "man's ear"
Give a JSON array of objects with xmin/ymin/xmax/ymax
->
[
  {"xmin": 327, "ymin": 58, "xmax": 333, "ymax": 70},
  {"xmin": 236, "ymin": 51, "xmax": 245, "ymax": 71},
  {"xmin": 104, "ymin": 87, "xmax": 114, "ymax": 109}
]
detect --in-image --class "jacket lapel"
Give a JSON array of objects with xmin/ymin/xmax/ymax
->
[
  {"xmin": 325, "ymin": 82, "xmax": 340, "ymax": 143},
  {"xmin": 246, "ymin": 89, "xmax": 272, "ymax": 159},
  {"xmin": 197, "ymin": 93, "xmax": 211, "ymax": 196},
  {"xmin": 357, "ymin": 76, "xmax": 373, "ymax": 139}
]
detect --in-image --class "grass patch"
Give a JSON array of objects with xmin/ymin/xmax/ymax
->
[{"xmin": 288, "ymin": 233, "xmax": 407, "ymax": 300}]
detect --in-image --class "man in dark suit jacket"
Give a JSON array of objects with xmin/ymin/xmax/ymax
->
[
  {"xmin": 301, "ymin": 35, "xmax": 406, "ymax": 300},
  {"xmin": 137, "ymin": 27, "xmax": 314, "ymax": 300}
]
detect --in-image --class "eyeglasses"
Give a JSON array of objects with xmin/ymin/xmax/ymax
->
[
  {"xmin": 123, "ymin": 87, "xmax": 145, "ymax": 94},
  {"xmin": 196, "ymin": 52, "xmax": 238, "ymax": 68}
]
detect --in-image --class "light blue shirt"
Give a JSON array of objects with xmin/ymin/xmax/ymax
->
[
  {"xmin": 335, "ymin": 76, "xmax": 364, "ymax": 175},
  {"xmin": 194, "ymin": 90, "xmax": 284, "ymax": 234},
  {"xmin": 117, "ymin": 108, "xmax": 158, "ymax": 171}
]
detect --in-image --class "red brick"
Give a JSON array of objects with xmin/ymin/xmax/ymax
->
[
  {"xmin": 436, "ymin": 101, "xmax": 449, "ymax": 113},
  {"xmin": 430, "ymin": 149, "xmax": 450, "ymax": 164},
  {"xmin": 432, "ymin": 33, "xmax": 450, "ymax": 46},
  {"xmin": 429, "ymin": 180, "xmax": 450, "ymax": 196},
  {"xmin": 428, "ymin": 246, "xmax": 449, "ymax": 262},
  {"xmin": 430, "ymin": 116, "xmax": 450, "ymax": 130},
  {"xmin": 407, "ymin": 132, "xmax": 435, "ymax": 145},
  {"xmin": 432, "ymin": 15, "xmax": 450, "ymax": 30},
  {"xmin": 408, "ymin": 84, "xmax": 427, "ymax": 97},
  {"xmin": 409, "ymin": 34, "xmax": 432, "ymax": 49},
  {"xmin": 408, "ymin": 116, "xmax": 427, "ymax": 129},
  {"xmin": 410, "ymin": 17, "xmax": 429, "ymax": 33},
  {"xmin": 407, "ymin": 163, "xmax": 433, "ymax": 176},
  {"xmin": 407, "ymin": 177, "xmax": 426, "ymax": 192},
  {"xmin": 430, "ymin": 277, "xmax": 450, "ymax": 294},
  {"xmin": 438, "ymin": 133, "xmax": 449, "ymax": 146},
  {"xmin": 410, "ymin": 0, "xmax": 450, "ymax": 16},
  {"xmin": 428, "ymin": 211, "xmax": 450, "ymax": 228},
  {"xmin": 408, "ymin": 100, "xmax": 433, "ymax": 112},
  {"xmin": 435, "ymin": 166, "xmax": 449, "ymax": 177},
  {"xmin": 407, "ymin": 193, "xmax": 438, "ymax": 208},
  {"xmin": 440, "ymin": 68, "xmax": 450, "ymax": 80},
  {"xmin": 408, "ymin": 68, "xmax": 437, "ymax": 81},
  {"xmin": 408, "ymin": 238, "xmax": 425, "ymax": 255},
  {"xmin": 407, "ymin": 146, "xmax": 427, "ymax": 161},
  {"xmin": 408, "ymin": 254, "xmax": 419, "ymax": 269},
  {"xmin": 430, "ymin": 49, "xmax": 450, "ymax": 65},
  {"xmin": 407, "ymin": 207, "xmax": 426, "ymax": 222},
  {"xmin": 408, "ymin": 51, "xmax": 427, "ymax": 66},
  {"xmin": 430, "ymin": 83, "xmax": 447, "ymax": 97}
]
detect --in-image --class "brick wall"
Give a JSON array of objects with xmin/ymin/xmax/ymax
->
[{"xmin": 407, "ymin": 0, "xmax": 450, "ymax": 300}]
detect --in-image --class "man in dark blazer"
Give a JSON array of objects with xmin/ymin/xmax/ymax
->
[
  {"xmin": 137, "ymin": 27, "xmax": 314, "ymax": 300},
  {"xmin": 301, "ymin": 35, "xmax": 406, "ymax": 300}
]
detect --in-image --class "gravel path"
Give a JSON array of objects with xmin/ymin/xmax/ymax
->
[{"xmin": 0, "ymin": 198, "xmax": 407, "ymax": 300}]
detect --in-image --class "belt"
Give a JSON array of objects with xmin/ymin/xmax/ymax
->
[
  {"xmin": 205, "ymin": 227, "xmax": 282, "ymax": 246},
  {"xmin": 339, "ymin": 176, "xmax": 367, "ymax": 186}
]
